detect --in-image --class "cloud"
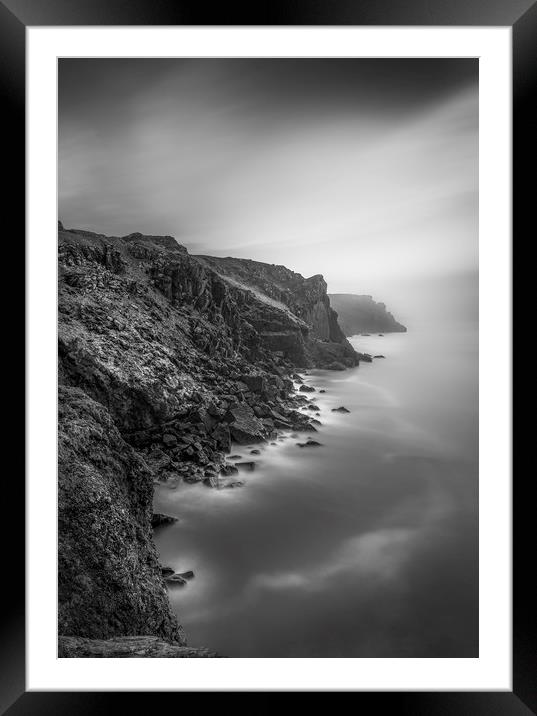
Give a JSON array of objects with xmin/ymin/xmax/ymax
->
[{"xmin": 249, "ymin": 527, "xmax": 417, "ymax": 594}]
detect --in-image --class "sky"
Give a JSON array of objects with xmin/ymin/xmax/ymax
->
[{"xmin": 59, "ymin": 59, "xmax": 478, "ymax": 326}]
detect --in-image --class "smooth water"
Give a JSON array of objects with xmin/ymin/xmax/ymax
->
[{"xmin": 153, "ymin": 326, "xmax": 478, "ymax": 657}]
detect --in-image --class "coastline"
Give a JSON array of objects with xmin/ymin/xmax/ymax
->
[{"xmin": 57, "ymin": 225, "xmax": 374, "ymax": 657}]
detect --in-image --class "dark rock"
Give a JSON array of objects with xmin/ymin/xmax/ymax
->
[
  {"xmin": 228, "ymin": 404, "xmax": 266, "ymax": 444},
  {"xmin": 234, "ymin": 461, "xmax": 256, "ymax": 471},
  {"xmin": 162, "ymin": 433, "xmax": 178, "ymax": 448},
  {"xmin": 299, "ymin": 385, "xmax": 316, "ymax": 393},
  {"xmin": 57, "ymin": 223, "xmax": 368, "ymax": 652},
  {"xmin": 296, "ymin": 439, "xmax": 322, "ymax": 448},
  {"xmin": 58, "ymin": 387, "xmax": 182, "ymax": 643},
  {"xmin": 177, "ymin": 571, "xmax": 194, "ymax": 580},
  {"xmin": 319, "ymin": 389, "xmax": 326, "ymax": 393},
  {"xmin": 161, "ymin": 566, "xmax": 175, "ymax": 577},
  {"xmin": 58, "ymin": 636, "xmax": 220, "ymax": 658},
  {"xmin": 240, "ymin": 374, "xmax": 265, "ymax": 393},
  {"xmin": 151, "ymin": 513, "xmax": 178, "ymax": 528},
  {"xmin": 326, "ymin": 361, "xmax": 346, "ymax": 371},
  {"xmin": 227, "ymin": 454, "xmax": 242, "ymax": 460},
  {"xmin": 220, "ymin": 464, "xmax": 239, "ymax": 477},
  {"xmin": 331, "ymin": 406, "xmax": 351, "ymax": 413},
  {"xmin": 212, "ymin": 423, "xmax": 231, "ymax": 452},
  {"xmin": 165, "ymin": 574, "xmax": 188, "ymax": 586},
  {"xmin": 222, "ymin": 480, "xmax": 245, "ymax": 489},
  {"xmin": 374, "ymin": 355, "xmax": 386, "ymax": 359},
  {"xmin": 250, "ymin": 449, "xmax": 261, "ymax": 455}
]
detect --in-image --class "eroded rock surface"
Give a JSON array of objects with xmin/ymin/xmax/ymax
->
[
  {"xmin": 57, "ymin": 224, "xmax": 363, "ymax": 654},
  {"xmin": 58, "ymin": 636, "xmax": 220, "ymax": 658}
]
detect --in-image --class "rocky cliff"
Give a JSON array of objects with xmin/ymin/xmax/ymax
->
[
  {"xmin": 329, "ymin": 294, "xmax": 407, "ymax": 336},
  {"xmin": 58, "ymin": 223, "xmax": 361, "ymax": 656}
]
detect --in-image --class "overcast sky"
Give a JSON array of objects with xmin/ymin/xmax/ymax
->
[{"xmin": 59, "ymin": 59, "xmax": 478, "ymax": 325}]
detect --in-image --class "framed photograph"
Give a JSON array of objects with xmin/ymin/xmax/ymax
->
[{"xmin": 6, "ymin": 0, "xmax": 530, "ymax": 712}]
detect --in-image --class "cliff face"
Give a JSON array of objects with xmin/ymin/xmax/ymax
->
[
  {"xmin": 329, "ymin": 294, "xmax": 407, "ymax": 336},
  {"xmin": 197, "ymin": 255, "xmax": 356, "ymax": 369},
  {"xmin": 58, "ymin": 224, "xmax": 360, "ymax": 654}
]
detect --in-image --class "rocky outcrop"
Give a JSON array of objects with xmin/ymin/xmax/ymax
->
[
  {"xmin": 329, "ymin": 294, "xmax": 406, "ymax": 336},
  {"xmin": 197, "ymin": 255, "xmax": 358, "ymax": 369},
  {"xmin": 57, "ymin": 223, "xmax": 363, "ymax": 655},
  {"xmin": 58, "ymin": 385, "xmax": 182, "ymax": 644},
  {"xmin": 58, "ymin": 636, "xmax": 220, "ymax": 658}
]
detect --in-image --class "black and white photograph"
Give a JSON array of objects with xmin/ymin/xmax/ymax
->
[{"xmin": 56, "ymin": 57, "xmax": 480, "ymax": 659}]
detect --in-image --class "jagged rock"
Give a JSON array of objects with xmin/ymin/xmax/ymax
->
[
  {"xmin": 211, "ymin": 423, "xmax": 231, "ymax": 452},
  {"xmin": 166, "ymin": 574, "xmax": 188, "ymax": 586},
  {"xmin": 57, "ymin": 224, "xmax": 371, "ymax": 653},
  {"xmin": 228, "ymin": 404, "xmax": 266, "ymax": 444},
  {"xmin": 58, "ymin": 636, "xmax": 220, "ymax": 658},
  {"xmin": 300, "ymin": 385, "xmax": 316, "ymax": 393},
  {"xmin": 332, "ymin": 406, "xmax": 350, "ymax": 413},
  {"xmin": 222, "ymin": 480, "xmax": 245, "ymax": 489},
  {"xmin": 296, "ymin": 439, "xmax": 322, "ymax": 448},
  {"xmin": 235, "ymin": 461, "xmax": 256, "ymax": 471},
  {"xmin": 220, "ymin": 464, "xmax": 239, "ymax": 477},
  {"xmin": 151, "ymin": 513, "xmax": 178, "ymax": 528},
  {"xmin": 177, "ymin": 571, "xmax": 195, "ymax": 580},
  {"xmin": 161, "ymin": 566, "xmax": 175, "ymax": 577},
  {"xmin": 58, "ymin": 386, "xmax": 182, "ymax": 644},
  {"xmin": 326, "ymin": 361, "xmax": 346, "ymax": 371},
  {"xmin": 240, "ymin": 374, "xmax": 265, "ymax": 393},
  {"xmin": 358, "ymin": 353, "xmax": 373, "ymax": 363}
]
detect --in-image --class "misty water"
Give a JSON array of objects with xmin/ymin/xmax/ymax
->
[{"xmin": 153, "ymin": 326, "xmax": 478, "ymax": 657}]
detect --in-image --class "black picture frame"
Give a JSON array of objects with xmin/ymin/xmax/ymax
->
[{"xmin": 5, "ymin": 0, "xmax": 530, "ymax": 713}]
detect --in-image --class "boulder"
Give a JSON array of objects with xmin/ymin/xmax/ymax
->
[
  {"xmin": 299, "ymin": 385, "xmax": 316, "ymax": 393},
  {"xmin": 165, "ymin": 574, "xmax": 188, "ymax": 586},
  {"xmin": 228, "ymin": 404, "xmax": 266, "ymax": 444},
  {"xmin": 331, "ymin": 406, "xmax": 350, "ymax": 413},
  {"xmin": 296, "ymin": 439, "xmax": 322, "ymax": 448},
  {"xmin": 234, "ymin": 461, "xmax": 256, "ymax": 471},
  {"xmin": 151, "ymin": 513, "xmax": 178, "ymax": 528},
  {"xmin": 212, "ymin": 423, "xmax": 231, "ymax": 452},
  {"xmin": 220, "ymin": 464, "xmax": 239, "ymax": 477},
  {"xmin": 240, "ymin": 374, "xmax": 265, "ymax": 393}
]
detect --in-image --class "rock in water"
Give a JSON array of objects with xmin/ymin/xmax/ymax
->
[
  {"xmin": 234, "ymin": 461, "xmax": 256, "ymax": 471},
  {"xmin": 151, "ymin": 513, "xmax": 178, "ymax": 528},
  {"xmin": 296, "ymin": 439, "xmax": 322, "ymax": 448},
  {"xmin": 331, "ymin": 406, "xmax": 350, "ymax": 413}
]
